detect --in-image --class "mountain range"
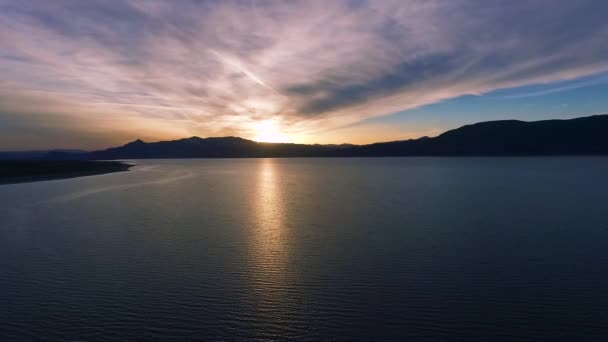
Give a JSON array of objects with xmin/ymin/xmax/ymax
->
[{"xmin": 3, "ymin": 115, "xmax": 608, "ymax": 159}]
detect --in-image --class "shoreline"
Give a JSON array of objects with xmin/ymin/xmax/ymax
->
[{"xmin": 0, "ymin": 160, "xmax": 133, "ymax": 185}]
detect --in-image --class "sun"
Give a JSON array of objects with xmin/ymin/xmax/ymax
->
[{"xmin": 254, "ymin": 120, "xmax": 289, "ymax": 143}]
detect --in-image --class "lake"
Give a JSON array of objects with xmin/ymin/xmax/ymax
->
[{"xmin": 1, "ymin": 158, "xmax": 608, "ymax": 341}]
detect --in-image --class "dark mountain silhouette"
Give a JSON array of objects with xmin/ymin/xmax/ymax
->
[
  {"xmin": 3, "ymin": 115, "xmax": 604, "ymax": 160},
  {"xmin": 345, "ymin": 114, "xmax": 608, "ymax": 156},
  {"xmin": 89, "ymin": 136, "xmax": 349, "ymax": 159},
  {"xmin": 86, "ymin": 115, "xmax": 608, "ymax": 159}
]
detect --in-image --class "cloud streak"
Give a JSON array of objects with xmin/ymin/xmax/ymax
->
[{"xmin": 1, "ymin": 0, "xmax": 607, "ymax": 147}]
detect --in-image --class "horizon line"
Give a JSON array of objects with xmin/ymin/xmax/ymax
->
[{"xmin": 1, "ymin": 113, "xmax": 607, "ymax": 153}]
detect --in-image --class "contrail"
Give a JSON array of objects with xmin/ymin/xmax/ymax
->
[{"xmin": 210, "ymin": 49, "xmax": 280, "ymax": 94}]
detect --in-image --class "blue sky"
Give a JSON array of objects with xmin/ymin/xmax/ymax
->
[
  {"xmin": 337, "ymin": 72, "xmax": 608, "ymax": 142},
  {"xmin": 1, "ymin": 0, "xmax": 607, "ymax": 149}
]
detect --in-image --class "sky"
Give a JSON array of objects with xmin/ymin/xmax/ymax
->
[{"xmin": 1, "ymin": 0, "xmax": 608, "ymax": 150}]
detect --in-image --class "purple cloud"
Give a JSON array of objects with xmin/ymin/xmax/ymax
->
[{"xmin": 0, "ymin": 0, "xmax": 607, "ymax": 147}]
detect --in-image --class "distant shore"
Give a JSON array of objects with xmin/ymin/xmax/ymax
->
[{"xmin": 0, "ymin": 160, "xmax": 133, "ymax": 185}]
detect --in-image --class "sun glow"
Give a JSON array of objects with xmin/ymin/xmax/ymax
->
[{"xmin": 254, "ymin": 120, "xmax": 289, "ymax": 143}]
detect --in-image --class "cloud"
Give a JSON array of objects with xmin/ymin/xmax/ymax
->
[
  {"xmin": 501, "ymin": 73, "xmax": 608, "ymax": 99},
  {"xmin": 0, "ymin": 0, "xmax": 607, "ymax": 146}
]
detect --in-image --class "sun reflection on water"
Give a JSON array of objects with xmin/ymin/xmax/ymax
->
[{"xmin": 250, "ymin": 159, "xmax": 289, "ymax": 298}]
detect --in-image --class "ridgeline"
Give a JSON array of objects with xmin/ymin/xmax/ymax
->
[{"xmin": 3, "ymin": 115, "xmax": 608, "ymax": 160}]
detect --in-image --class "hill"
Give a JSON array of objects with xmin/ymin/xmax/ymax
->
[
  {"xmin": 86, "ymin": 115, "xmax": 608, "ymax": 159},
  {"xmin": 346, "ymin": 115, "xmax": 608, "ymax": 156}
]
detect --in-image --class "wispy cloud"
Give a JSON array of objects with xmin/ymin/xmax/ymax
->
[
  {"xmin": 1, "ymin": 0, "xmax": 607, "ymax": 147},
  {"xmin": 501, "ymin": 73, "xmax": 608, "ymax": 99}
]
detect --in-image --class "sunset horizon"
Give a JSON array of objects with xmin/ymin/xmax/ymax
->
[
  {"xmin": 2, "ymin": 1, "xmax": 608, "ymax": 341},
  {"xmin": 2, "ymin": 1, "xmax": 608, "ymax": 150}
]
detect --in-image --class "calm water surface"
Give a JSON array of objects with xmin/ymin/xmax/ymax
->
[{"xmin": 1, "ymin": 158, "xmax": 608, "ymax": 341}]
